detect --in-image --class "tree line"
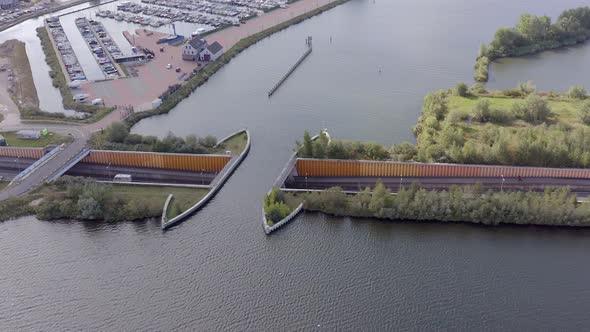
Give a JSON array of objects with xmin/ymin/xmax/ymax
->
[
  {"xmin": 89, "ymin": 122, "xmax": 218, "ymax": 154},
  {"xmin": 297, "ymin": 131, "xmax": 390, "ymax": 161},
  {"xmin": 475, "ymin": 7, "xmax": 590, "ymax": 81},
  {"xmin": 303, "ymin": 182, "xmax": 590, "ymax": 227}
]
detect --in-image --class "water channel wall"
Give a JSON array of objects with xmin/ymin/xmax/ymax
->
[
  {"xmin": 263, "ymin": 130, "xmax": 330, "ymax": 234},
  {"xmin": 161, "ymin": 129, "xmax": 251, "ymax": 230},
  {"xmin": 263, "ymin": 203, "xmax": 304, "ymax": 235},
  {"xmin": 294, "ymin": 159, "xmax": 590, "ymax": 179},
  {"xmin": 80, "ymin": 150, "xmax": 231, "ymax": 172}
]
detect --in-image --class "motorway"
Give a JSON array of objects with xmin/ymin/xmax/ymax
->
[
  {"xmin": 0, "ymin": 109, "xmax": 126, "ymax": 202},
  {"xmin": 285, "ymin": 176, "xmax": 590, "ymax": 197},
  {"xmin": 66, "ymin": 163, "xmax": 217, "ymax": 185}
]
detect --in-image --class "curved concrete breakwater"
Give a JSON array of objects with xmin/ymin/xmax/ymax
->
[
  {"xmin": 263, "ymin": 130, "xmax": 329, "ymax": 234},
  {"xmin": 161, "ymin": 129, "xmax": 251, "ymax": 230}
]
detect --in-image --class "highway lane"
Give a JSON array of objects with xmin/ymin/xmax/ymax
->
[
  {"xmin": 0, "ymin": 107, "xmax": 127, "ymax": 201},
  {"xmin": 285, "ymin": 176, "xmax": 590, "ymax": 197}
]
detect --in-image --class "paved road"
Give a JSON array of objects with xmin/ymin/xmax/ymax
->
[
  {"xmin": 0, "ymin": 108, "xmax": 126, "ymax": 201},
  {"xmin": 286, "ymin": 176, "xmax": 590, "ymax": 197}
]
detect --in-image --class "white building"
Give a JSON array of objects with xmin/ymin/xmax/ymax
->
[
  {"xmin": 199, "ymin": 42, "xmax": 224, "ymax": 62},
  {"xmin": 182, "ymin": 37, "xmax": 208, "ymax": 61}
]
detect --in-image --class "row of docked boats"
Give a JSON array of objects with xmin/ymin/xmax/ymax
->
[
  {"xmin": 96, "ymin": 9, "xmax": 170, "ymax": 27},
  {"xmin": 45, "ymin": 17, "xmax": 87, "ymax": 82},
  {"xmin": 75, "ymin": 17, "xmax": 121, "ymax": 79}
]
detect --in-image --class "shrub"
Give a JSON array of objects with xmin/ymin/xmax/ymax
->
[
  {"xmin": 447, "ymin": 109, "xmax": 470, "ymax": 124},
  {"xmin": 568, "ymin": 85, "xmax": 587, "ymax": 99},
  {"xmin": 470, "ymin": 82, "xmax": 488, "ymax": 95},
  {"xmin": 454, "ymin": 82, "xmax": 469, "ymax": 97},
  {"xmin": 578, "ymin": 100, "xmax": 590, "ymax": 125},
  {"xmin": 472, "ymin": 99, "xmax": 491, "ymax": 122},
  {"xmin": 511, "ymin": 94, "xmax": 551, "ymax": 123}
]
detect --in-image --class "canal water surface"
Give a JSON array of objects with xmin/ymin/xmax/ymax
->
[{"xmin": 3, "ymin": 0, "xmax": 590, "ymax": 330}]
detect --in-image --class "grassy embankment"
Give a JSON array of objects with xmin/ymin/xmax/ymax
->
[
  {"xmin": 0, "ymin": 40, "xmax": 39, "ymax": 109},
  {"xmin": 212, "ymin": 131, "xmax": 248, "ymax": 155},
  {"xmin": 0, "ymin": 131, "xmax": 71, "ymax": 147},
  {"xmin": 36, "ymin": 27, "xmax": 115, "ymax": 123},
  {"xmin": 124, "ymin": 0, "xmax": 351, "ymax": 127},
  {"xmin": 0, "ymin": 177, "xmax": 208, "ymax": 222}
]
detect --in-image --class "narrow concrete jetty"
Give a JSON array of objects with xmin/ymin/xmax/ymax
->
[{"xmin": 268, "ymin": 36, "xmax": 313, "ymax": 97}]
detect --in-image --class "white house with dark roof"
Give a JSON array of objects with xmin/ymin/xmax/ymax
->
[
  {"xmin": 182, "ymin": 37, "xmax": 208, "ymax": 61},
  {"xmin": 199, "ymin": 42, "xmax": 224, "ymax": 62}
]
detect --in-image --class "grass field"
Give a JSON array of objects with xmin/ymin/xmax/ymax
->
[
  {"xmin": 0, "ymin": 181, "xmax": 8, "ymax": 191},
  {"xmin": 0, "ymin": 131, "xmax": 71, "ymax": 147},
  {"xmin": 213, "ymin": 131, "xmax": 248, "ymax": 155},
  {"xmin": 447, "ymin": 95, "xmax": 583, "ymax": 127},
  {"xmin": 112, "ymin": 184, "xmax": 208, "ymax": 212}
]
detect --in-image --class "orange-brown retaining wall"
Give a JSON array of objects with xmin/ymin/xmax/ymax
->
[
  {"xmin": 81, "ymin": 150, "xmax": 231, "ymax": 172},
  {"xmin": 295, "ymin": 159, "xmax": 590, "ymax": 179},
  {"xmin": 0, "ymin": 147, "xmax": 44, "ymax": 159}
]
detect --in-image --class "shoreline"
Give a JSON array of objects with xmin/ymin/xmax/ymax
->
[{"xmin": 124, "ymin": 0, "xmax": 351, "ymax": 127}]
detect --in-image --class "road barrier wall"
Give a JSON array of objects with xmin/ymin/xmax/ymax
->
[
  {"xmin": 295, "ymin": 159, "xmax": 590, "ymax": 179},
  {"xmin": 0, "ymin": 147, "xmax": 44, "ymax": 159},
  {"xmin": 81, "ymin": 150, "xmax": 231, "ymax": 172}
]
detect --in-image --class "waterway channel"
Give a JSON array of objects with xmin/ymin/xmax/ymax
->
[{"xmin": 3, "ymin": 0, "xmax": 590, "ymax": 330}]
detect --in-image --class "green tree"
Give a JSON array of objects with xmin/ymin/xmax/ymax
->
[
  {"xmin": 512, "ymin": 94, "xmax": 551, "ymax": 123},
  {"xmin": 516, "ymin": 14, "xmax": 551, "ymax": 41},
  {"xmin": 518, "ymin": 81, "xmax": 536, "ymax": 94},
  {"xmin": 478, "ymin": 43, "xmax": 487, "ymax": 58},
  {"xmin": 568, "ymin": 85, "xmax": 587, "ymax": 99},
  {"xmin": 472, "ymin": 99, "xmax": 491, "ymax": 122},
  {"xmin": 369, "ymin": 180, "xmax": 391, "ymax": 215},
  {"xmin": 302, "ymin": 131, "xmax": 313, "ymax": 157},
  {"xmin": 489, "ymin": 27, "xmax": 528, "ymax": 54},
  {"xmin": 199, "ymin": 135, "xmax": 217, "ymax": 148},
  {"xmin": 391, "ymin": 142, "xmax": 417, "ymax": 161},
  {"xmin": 423, "ymin": 91, "xmax": 447, "ymax": 120},
  {"xmin": 106, "ymin": 122, "xmax": 129, "ymax": 143},
  {"xmin": 454, "ymin": 82, "xmax": 469, "ymax": 97},
  {"xmin": 578, "ymin": 100, "xmax": 590, "ymax": 125}
]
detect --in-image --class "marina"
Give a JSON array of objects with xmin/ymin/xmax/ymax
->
[
  {"xmin": 45, "ymin": 16, "xmax": 87, "ymax": 82},
  {"xmin": 74, "ymin": 17, "xmax": 124, "ymax": 79}
]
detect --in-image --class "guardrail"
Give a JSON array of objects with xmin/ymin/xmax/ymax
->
[
  {"xmin": 9, "ymin": 145, "xmax": 62, "ymax": 186},
  {"xmin": 46, "ymin": 148, "xmax": 91, "ymax": 183}
]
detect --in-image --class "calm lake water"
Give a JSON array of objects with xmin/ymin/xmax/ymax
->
[{"xmin": 4, "ymin": 0, "xmax": 590, "ymax": 330}]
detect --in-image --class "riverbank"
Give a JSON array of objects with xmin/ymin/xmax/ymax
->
[
  {"xmin": 0, "ymin": 39, "xmax": 39, "ymax": 124},
  {"xmin": 474, "ymin": 6, "xmax": 590, "ymax": 82},
  {"xmin": 286, "ymin": 183, "xmax": 590, "ymax": 228},
  {"xmin": 0, "ymin": 176, "xmax": 207, "ymax": 222},
  {"xmin": 124, "ymin": 0, "xmax": 350, "ymax": 127}
]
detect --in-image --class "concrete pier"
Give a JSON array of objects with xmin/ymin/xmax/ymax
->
[{"xmin": 268, "ymin": 36, "xmax": 313, "ymax": 97}]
